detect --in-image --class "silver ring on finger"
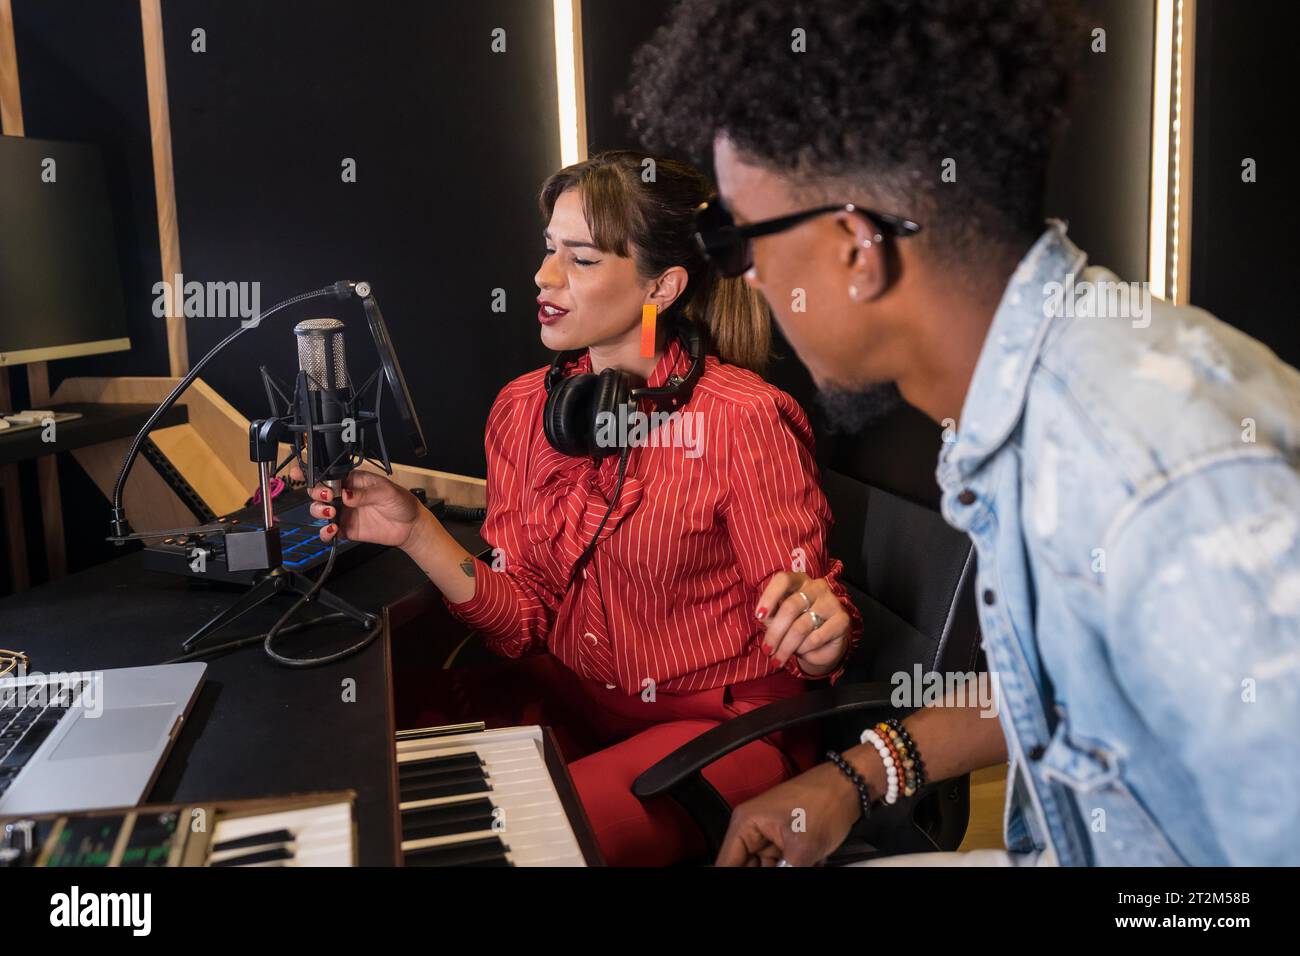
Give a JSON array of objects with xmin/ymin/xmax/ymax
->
[
  {"xmin": 806, "ymin": 609, "xmax": 825, "ymax": 630},
  {"xmin": 797, "ymin": 591, "xmax": 812, "ymax": 613}
]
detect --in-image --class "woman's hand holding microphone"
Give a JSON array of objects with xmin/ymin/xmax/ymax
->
[
  {"xmin": 305, "ymin": 471, "xmax": 423, "ymax": 550},
  {"xmin": 288, "ymin": 461, "xmax": 478, "ymax": 604}
]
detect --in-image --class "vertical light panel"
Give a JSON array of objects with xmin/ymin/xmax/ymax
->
[
  {"xmin": 553, "ymin": 0, "xmax": 587, "ymax": 167},
  {"xmin": 1149, "ymin": 0, "xmax": 1196, "ymax": 304},
  {"xmin": 1172, "ymin": 0, "xmax": 1196, "ymax": 306},
  {"xmin": 1149, "ymin": 0, "xmax": 1173, "ymax": 301}
]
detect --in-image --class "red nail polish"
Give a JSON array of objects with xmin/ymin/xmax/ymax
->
[
  {"xmin": 326, "ymin": 524, "xmax": 336, "ymax": 535},
  {"xmin": 763, "ymin": 644, "xmax": 774, "ymax": 656},
  {"xmin": 755, "ymin": 607, "xmax": 767, "ymax": 622},
  {"xmin": 320, "ymin": 490, "xmax": 329, "ymax": 501},
  {"xmin": 325, "ymin": 507, "xmax": 335, "ymax": 518}
]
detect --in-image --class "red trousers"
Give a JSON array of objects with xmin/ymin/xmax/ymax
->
[{"xmin": 412, "ymin": 653, "xmax": 815, "ymax": 866}]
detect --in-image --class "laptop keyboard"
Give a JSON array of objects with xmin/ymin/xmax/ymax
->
[{"xmin": 0, "ymin": 680, "xmax": 89, "ymax": 798}]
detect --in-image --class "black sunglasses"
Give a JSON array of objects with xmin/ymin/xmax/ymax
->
[{"xmin": 693, "ymin": 197, "xmax": 922, "ymax": 278}]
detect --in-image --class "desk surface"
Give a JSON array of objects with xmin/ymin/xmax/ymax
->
[
  {"xmin": 0, "ymin": 519, "xmax": 485, "ymax": 866},
  {"xmin": 0, "ymin": 402, "xmax": 189, "ymax": 466}
]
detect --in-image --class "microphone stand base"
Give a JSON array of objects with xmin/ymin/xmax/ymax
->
[{"xmin": 180, "ymin": 566, "xmax": 377, "ymax": 653}]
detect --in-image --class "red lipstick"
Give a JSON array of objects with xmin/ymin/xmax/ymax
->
[{"xmin": 537, "ymin": 299, "xmax": 569, "ymax": 325}]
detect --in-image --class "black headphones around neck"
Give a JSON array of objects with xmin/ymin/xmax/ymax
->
[{"xmin": 542, "ymin": 319, "xmax": 706, "ymax": 459}]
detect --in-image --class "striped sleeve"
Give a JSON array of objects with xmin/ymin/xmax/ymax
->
[
  {"xmin": 443, "ymin": 387, "xmax": 557, "ymax": 657},
  {"xmin": 721, "ymin": 392, "xmax": 863, "ymax": 682}
]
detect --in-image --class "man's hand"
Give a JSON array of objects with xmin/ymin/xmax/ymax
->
[{"xmin": 716, "ymin": 759, "xmax": 866, "ymax": 867}]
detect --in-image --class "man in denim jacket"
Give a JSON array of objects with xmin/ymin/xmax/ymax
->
[{"xmin": 627, "ymin": 0, "xmax": 1300, "ymax": 865}]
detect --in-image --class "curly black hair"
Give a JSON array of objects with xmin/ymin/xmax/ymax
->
[{"xmin": 624, "ymin": 0, "xmax": 1084, "ymax": 257}]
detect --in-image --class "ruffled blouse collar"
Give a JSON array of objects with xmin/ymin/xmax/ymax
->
[{"xmin": 529, "ymin": 336, "xmax": 695, "ymax": 579}]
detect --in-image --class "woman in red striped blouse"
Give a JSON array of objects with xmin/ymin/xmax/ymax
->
[{"xmin": 306, "ymin": 151, "xmax": 862, "ymax": 865}]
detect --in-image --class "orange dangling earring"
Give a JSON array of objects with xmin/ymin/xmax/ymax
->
[{"xmin": 640, "ymin": 303, "xmax": 658, "ymax": 358}]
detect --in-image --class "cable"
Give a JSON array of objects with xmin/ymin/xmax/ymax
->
[
  {"xmin": 162, "ymin": 612, "xmax": 350, "ymax": 664},
  {"xmin": 163, "ymin": 538, "xmax": 381, "ymax": 669},
  {"xmin": 261, "ymin": 538, "xmax": 382, "ymax": 668},
  {"xmin": 564, "ymin": 443, "xmax": 632, "ymax": 589}
]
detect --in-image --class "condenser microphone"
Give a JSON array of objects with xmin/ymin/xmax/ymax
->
[{"xmin": 294, "ymin": 317, "xmax": 355, "ymax": 499}]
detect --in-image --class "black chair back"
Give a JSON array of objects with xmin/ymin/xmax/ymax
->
[
  {"xmin": 824, "ymin": 471, "xmax": 980, "ymax": 684},
  {"xmin": 820, "ymin": 468, "xmax": 982, "ymax": 856}
]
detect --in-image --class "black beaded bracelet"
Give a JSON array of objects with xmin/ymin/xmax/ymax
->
[{"xmin": 825, "ymin": 749, "xmax": 873, "ymax": 821}]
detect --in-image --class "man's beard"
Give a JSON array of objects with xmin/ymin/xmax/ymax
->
[{"xmin": 815, "ymin": 381, "xmax": 904, "ymax": 433}]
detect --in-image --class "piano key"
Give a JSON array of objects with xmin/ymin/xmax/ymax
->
[
  {"xmin": 398, "ymin": 752, "xmax": 485, "ymax": 779},
  {"xmin": 403, "ymin": 835, "xmax": 511, "ymax": 867},
  {"xmin": 399, "ymin": 769, "xmax": 490, "ymax": 802},
  {"xmin": 213, "ymin": 828, "xmax": 295, "ymax": 853},
  {"xmin": 401, "ymin": 799, "xmax": 496, "ymax": 841},
  {"xmin": 210, "ymin": 846, "xmax": 295, "ymax": 867}
]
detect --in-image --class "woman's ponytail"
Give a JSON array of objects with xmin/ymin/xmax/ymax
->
[{"xmin": 684, "ymin": 270, "xmax": 771, "ymax": 375}]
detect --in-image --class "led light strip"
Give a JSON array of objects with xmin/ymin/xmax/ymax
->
[
  {"xmin": 1149, "ymin": 0, "xmax": 1196, "ymax": 304},
  {"xmin": 553, "ymin": 0, "xmax": 587, "ymax": 167}
]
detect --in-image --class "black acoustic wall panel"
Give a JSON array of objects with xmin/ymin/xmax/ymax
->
[
  {"xmin": 1191, "ymin": 0, "xmax": 1297, "ymax": 368},
  {"xmin": 1043, "ymin": 0, "xmax": 1154, "ymax": 284},
  {"xmin": 11, "ymin": 0, "xmax": 168, "ymax": 385},
  {"xmin": 162, "ymin": 0, "xmax": 562, "ymax": 479},
  {"xmin": 582, "ymin": 0, "xmax": 676, "ymax": 158}
]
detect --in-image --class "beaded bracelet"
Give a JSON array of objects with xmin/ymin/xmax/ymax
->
[
  {"xmin": 859, "ymin": 729, "xmax": 900, "ymax": 804},
  {"xmin": 881, "ymin": 718, "xmax": 927, "ymax": 796},
  {"xmin": 825, "ymin": 749, "xmax": 873, "ymax": 821},
  {"xmin": 875, "ymin": 722, "xmax": 915, "ymax": 798}
]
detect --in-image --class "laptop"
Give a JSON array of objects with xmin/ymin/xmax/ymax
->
[{"xmin": 0, "ymin": 663, "xmax": 206, "ymax": 816}]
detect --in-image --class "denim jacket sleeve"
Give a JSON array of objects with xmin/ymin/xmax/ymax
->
[{"xmin": 1103, "ymin": 453, "xmax": 1300, "ymax": 865}]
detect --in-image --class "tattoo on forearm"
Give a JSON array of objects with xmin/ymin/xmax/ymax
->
[{"xmin": 459, "ymin": 557, "xmax": 476, "ymax": 579}]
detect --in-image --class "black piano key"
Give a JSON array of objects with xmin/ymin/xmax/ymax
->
[
  {"xmin": 212, "ymin": 828, "xmax": 296, "ymax": 853},
  {"xmin": 398, "ymin": 753, "xmax": 484, "ymax": 780},
  {"xmin": 210, "ymin": 846, "xmax": 295, "ymax": 867},
  {"xmin": 401, "ymin": 799, "xmax": 497, "ymax": 841},
  {"xmin": 398, "ymin": 764, "xmax": 490, "ymax": 789},
  {"xmin": 399, "ymin": 767, "xmax": 491, "ymax": 802},
  {"xmin": 404, "ymin": 836, "xmax": 509, "ymax": 867}
]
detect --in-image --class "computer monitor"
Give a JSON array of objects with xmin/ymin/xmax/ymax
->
[{"xmin": 0, "ymin": 134, "xmax": 131, "ymax": 366}]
